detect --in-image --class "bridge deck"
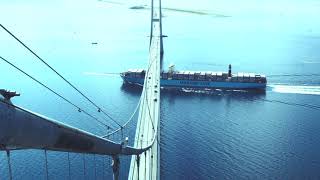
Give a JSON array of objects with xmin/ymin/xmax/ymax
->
[{"xmin": 128, "ymin": 0, "xmax": 162, "ymax": 179}]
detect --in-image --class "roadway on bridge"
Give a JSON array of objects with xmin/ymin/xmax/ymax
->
[{"xmin": 128, "ymin": 0, "xmax": 162, "ymax": 179}]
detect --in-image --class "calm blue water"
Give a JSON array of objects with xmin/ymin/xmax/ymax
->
[{"xmin": 1, "ymin": 0, "xmax": 320, "ymax": 179}]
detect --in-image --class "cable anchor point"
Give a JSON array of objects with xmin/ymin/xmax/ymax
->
[{"xmin": 0, "ymin": 89, "xmax": 20, "ymax": 103}]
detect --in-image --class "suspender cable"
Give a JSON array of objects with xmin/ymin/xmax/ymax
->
[
  {"xmin": 44, "ymin": 150, "xmax": 49, "ymax": 180},
  {"xmin": 102, "ymin": 156, "xmax": 105, "ymax": 179},
  {"xmin": 0, "ymin": 56, "xmax": 114, "ymax": 130},
  {"xmin": 94, "ymin": 155, "xmax": 97, "ymax": 180},
  {"xmin": 104, "ymin": 156, "xmax": 108, "ymax": 180},
  {"xmin": 6, "ymin": 151, "xmax": 13, "ymax": 180},
  {"xmin": 0, "ymin": 24, "xmax": 122, "ymax": 128},
  {"xmin": 136, "ymin": 155, "xmax": 140, "ymax": 180},
  {"xmin": 67, "ymin": 152, "xmax": 71, "ymax": 180},
  {"xmin": 83, "ymin": 154, "xmax": 86, "ymax": 179}
]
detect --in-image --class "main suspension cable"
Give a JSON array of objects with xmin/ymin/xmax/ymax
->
[
  {"xmin": 0, "ymin": 55, "xmax": 114, "ymax": 130},
  {"xmin": 0, "ymin": 24, "xmax": 122, "ymax": 128},
  {"xmin": 102, "ymin": 97, "xmax": 142, "ymax": 138},
  {"xmin": 101, "ymin": 45, "xmax": 159, "ymax": 138}
]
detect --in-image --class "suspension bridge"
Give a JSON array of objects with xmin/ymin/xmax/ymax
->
[{"xmin": 0, "ymin": 0, "xmax": 163, "ymax": 179}]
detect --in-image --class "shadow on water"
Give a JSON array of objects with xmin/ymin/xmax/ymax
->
[
  {"xmin": 120, "ymin": 83, "xmax": 266, "ymax": 102},
  {"xmin": 161, "ymin": 88, "xmax": 266, "ymax": 105},
  {"xmin": 120, "ymin": 83, "xmax": 143, "ymax": 97}
]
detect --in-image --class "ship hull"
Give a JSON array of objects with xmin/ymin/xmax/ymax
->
[{"xmin": 122, "ymin": 76, "xmax": 266, "ymax": 90}]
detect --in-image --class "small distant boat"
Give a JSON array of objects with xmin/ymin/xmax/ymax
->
[
  {"xmin": 129, "ymin": 5, "xmax": 147, "ymax": 10},
  {"xmin": 121, "ymin": 64, "xmax": 267, "ymax": 90}
]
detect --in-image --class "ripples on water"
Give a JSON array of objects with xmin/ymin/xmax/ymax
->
[{"xmin": 159, "ymin": 89, "xmax": 320, "ymax": 179}]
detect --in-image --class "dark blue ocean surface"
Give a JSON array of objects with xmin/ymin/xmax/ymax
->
[{"xmin": 1, "ymin": 0, "xmax": 320, "ymax": 179}]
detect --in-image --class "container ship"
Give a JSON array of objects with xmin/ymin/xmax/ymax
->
[{"xmin": 121, "ymin": 64, "xmax": 267, "ymax": 90}]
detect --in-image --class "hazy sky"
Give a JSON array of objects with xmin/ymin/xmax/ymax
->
[{"xmin": 0, "ymin": 0, "xmax": 319, "ymax": 52}]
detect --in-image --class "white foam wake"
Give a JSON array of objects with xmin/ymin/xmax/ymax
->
[
  {"xmin": 302, "ymin": 61, "xmax": 320, "ymax": 64},
  {"xmin": 269, "ymin": 84, "xmax": 320, "ymax": 95},
  {"xmin": 83, "ymin": 72, "xmax": 119, "ymax": 77}
]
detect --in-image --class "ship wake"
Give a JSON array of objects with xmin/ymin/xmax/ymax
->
[
  {"xmin": 83, "ymin": 72, "xmax": 120, "ymax": 77},
  {"xmin": 268, "ymin": 84, "xmax": 320, "ymax": 95}
]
